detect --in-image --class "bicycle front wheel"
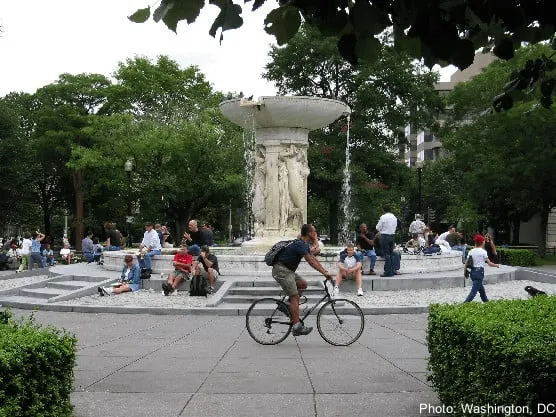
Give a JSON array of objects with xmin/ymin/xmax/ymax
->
[
  {"xmin": 317, "ymin": 299, "xmax": 365, "ymax": 346},
  {"xmin": 246, "ymin": 298, "xmax": 292, "ymax": 345}
]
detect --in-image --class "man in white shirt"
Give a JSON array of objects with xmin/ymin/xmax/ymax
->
[
  {"xmin": 376, "ymin": 205, "xmax": 398, "ymax": 277},
  {"xmin": 137, "ymin": 222, "xmax": 162, "ymax": 272},
  {"xmin": 409, "ymin": 214, "xmax": 426, "ymax": 238}
]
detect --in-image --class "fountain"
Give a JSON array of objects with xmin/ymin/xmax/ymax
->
[
  {"xmin": 220, "ymin": 96, "xmax": 351, "ymax": 253},
  {"xmin": 102, "ymin": 95, "xmax": 493, "ymax": 285}
]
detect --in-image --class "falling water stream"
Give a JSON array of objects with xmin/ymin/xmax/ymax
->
[
  {"xmin": 242, "ymin": 115, "xmax": 256, "ymax": 238},
  {"xmin": 338, "ymin": 115, "xmax": 353, "ymax": 245}
]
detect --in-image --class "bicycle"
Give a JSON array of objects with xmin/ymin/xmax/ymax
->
[{"xmin": 245, "ymin": 279, "xmax": 365, "ymax": 346}]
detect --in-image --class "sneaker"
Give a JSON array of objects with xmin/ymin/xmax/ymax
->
[
  {"xmin": 97, "ymin": 286, "xmax": 104, "ymax": 296},
  {"xmin": 162, "ymin": 283, "xmax": 171, "ymax": 296},
  {"xmin": 369, "ymin": 270, "xmax": 376, "ymax": 275},
  {"xmin": 171, "ymin": 289, "xmax": 178, "ymax": 296},
  {"xmin": 292, "ymin": 322, "xmax": 313, "ymax": 336},
  {"xmin": 208, "ymin": 286, "xmax": 214, "ymax": 295},
  {"xmin": 357, "ymin": 287, "xmax": 364, "ymax": 296},
  {"xmin": 100, "ymin": 287, "xmax": 112, "ymax": 296},
  {"xmin": 333, "ymin": 286, "xmax": 340, "ymax": 298}
]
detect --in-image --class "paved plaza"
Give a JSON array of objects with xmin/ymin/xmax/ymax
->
[{"xmin": 10, "ymin": 309, "xmax": 440, "ymax": 417}]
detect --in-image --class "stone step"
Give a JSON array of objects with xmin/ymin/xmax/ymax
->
[
  {"xmin": 226, "ymin": 286, "xmax": 325, "ymax": 296},
  {"xmin": 47, "ymin": 280, "xmax": 94, "ymax": 290},
  {"xmin": 19, "ymin": 287, "xmax": 66, "ymax": 299},
  {"xmin": 221, "ymin": 294, "xmax": 327, "ymax": 304}
]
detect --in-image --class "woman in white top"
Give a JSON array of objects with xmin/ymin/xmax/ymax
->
[
  {"xmin": 18, "ymin": 233, "xmax": 33, "ymax": 272},
  {"xmin": 464, "ymin": 234, "xmax": 500, "ymax": 302}
]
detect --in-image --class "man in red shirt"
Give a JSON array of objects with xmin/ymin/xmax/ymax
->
[{"xmin": 162, "ymin": 245, "xmax": 193, "ymax": 296}]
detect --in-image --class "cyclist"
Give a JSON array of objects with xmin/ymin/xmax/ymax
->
[{"xmin": 272, "ymin": 224, "xmax": 333, "ymax": 336}]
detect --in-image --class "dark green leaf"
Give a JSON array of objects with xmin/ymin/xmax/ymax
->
[
  {"xmin": 351, "ymin": 3, "xmax": 391, "ymax": 36},
  {"xmin": 264, "ymin": 6, "xmax": 301, "ymax": 45},
  {"xmin": 251, "ymin": 0, "xmax": 266, "ymax": 11},
  {"xmin": 355, "ymin": 35, "xmax": 381, "ymax": 63},
  {"xmin": 493, "ymin": 37, "xmax": 514, "ymax": 60},
  {"xmin": 161, "ymin": 0, "xmax": 204, "ymax": 33},
  {"xmin": 209, "ymin": 0, "xmax": 244, "ymax": 41},
  {"xmin": 393, "ymin": 25, "xmax": 422, "ymax": 59},
  {"xmin": 451, "ymin": 39, "xmax": 475, "ymax": 70},
  {"xmin": 337, "ymin": 33, "xmax": 358, "ymax": 65},
  {"xmin": 128, "ymin": 7, "xmax": 151, "ymax": 23}
]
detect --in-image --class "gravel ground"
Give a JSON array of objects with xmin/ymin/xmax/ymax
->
[
  {"xmin": 0, "ymin": 275, "xmax": 51, "ymax": 291},
  {"xmin": 51, "ymin": 279, "xmax": 556, "ymax": 309}
]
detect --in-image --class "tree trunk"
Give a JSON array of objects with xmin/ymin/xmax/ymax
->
[
  {"xmin": 43, "ymin": 208, "xmax": 51, "ymax": 236},
  {"xmin": 539, "ymin": 203, "xmax": 550, "ymax": 258},
  {"xmin": 73, "ymin": 170, "xmax": 84, "ymax": 251},
  {"xmin": 511, "ymin": 214, "xmax": 520, "ymax": 245}
]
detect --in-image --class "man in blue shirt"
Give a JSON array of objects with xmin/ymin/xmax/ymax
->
[{"xmin": 272, "ymin": 224, "xmax": 333, "ymax": 336}]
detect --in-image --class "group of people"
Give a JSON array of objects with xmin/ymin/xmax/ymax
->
[
  {"xmin": 97, "ymin": 219, "xmax": 219, "ymax": 296},
  {"xmin": 0, "ymin": 232, "xmax": 62, "ymax": 271}
]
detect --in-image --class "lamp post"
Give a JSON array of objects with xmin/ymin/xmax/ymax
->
[
  {"xmin": 415, "ymin": 160, "xmax": 424, "ymax": 216},
  {"xmin": 124, "ymin": 159, "xmax": 133, "ymax": 248}
]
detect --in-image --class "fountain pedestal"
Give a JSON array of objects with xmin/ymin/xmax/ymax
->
[{"xmin": 220, "ymin": 96, "xmax": 350, "ymax": 252}]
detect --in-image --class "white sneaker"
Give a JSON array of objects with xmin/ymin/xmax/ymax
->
[
  {"xmin": 102, "ymin": 287, "xmax": 112, "ymax": 296},
  {"xmin": 357, "ymin": 288, "xmax": 364, "ymax": 296},
  {"xmin": 333, "ymin": 286, "xmax": 340, "ymax": 298},
  {"xmin": 171, "ymin": 289, "xmax": 178, "ymax": 296}
]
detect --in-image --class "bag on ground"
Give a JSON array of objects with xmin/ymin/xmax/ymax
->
[
  {"xmin": 140, "ymin": 268, "xmax": 151, "ymax": 280},
  {"xmin": 190, "ymin": 274, "xmax": 209, "ymax": 296},
  {"xmin": 264, "ymin": 240, "xmax": 295, "ymax": 266}
]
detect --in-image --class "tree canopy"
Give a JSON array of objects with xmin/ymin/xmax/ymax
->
[{"xmin": 130, "ymin": 1, "xmax": 556, "ymax": 71}]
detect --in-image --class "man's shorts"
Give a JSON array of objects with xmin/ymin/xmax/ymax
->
[
  {"xmin": 200, "ymin": 268, "xmax": 219, "ymax": 281},
  {"xmin": 172, "ymin": 269, "xmax": 189, "ymax": 280},
  {"xmin": 272, "ymin": 262, "xmax": 304, "ymax": 297}
]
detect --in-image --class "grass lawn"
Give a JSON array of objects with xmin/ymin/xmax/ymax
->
[{"xmin": 535, "ymin": 254, "xmax": 556, "ymax": 266}]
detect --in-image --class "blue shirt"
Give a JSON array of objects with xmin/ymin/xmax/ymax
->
[
  {"xmin": 274, "ymin": 239, "xmax": 310, "ymax": 272},
  {"xmin": 121, "ymin": 263, "xmax": 141, "ymax": 291},
  {"xmin": 31, "ymin": 238, "xmax": 41, "ymax": 253}
]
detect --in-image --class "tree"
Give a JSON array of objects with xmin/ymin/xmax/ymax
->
[
  {"xmin": 442, "ymin": 45, "xmax": 556, "ymax": 255},
  {"xmin": 34, "ymin": 73, "xmax": 112, "ymax": 249},
  {"xmin": 130, "ymin": 1, "xmax": 556, "ymax": 72},
  {"xmin": 263, "ymin": 25, "xmax": 442, "ymax": 239}
]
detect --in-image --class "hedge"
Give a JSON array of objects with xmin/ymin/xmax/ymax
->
[
  {"xmin": 498, "ymin": 248, "xmax": 536, "ymax": 266},
  {"xmin": 0, "ymin": 309, "xmax": 77, "ymax": 417},
  {"xmin": 427, "ymin": 297, "xmax": 556, "ymax": 417}
]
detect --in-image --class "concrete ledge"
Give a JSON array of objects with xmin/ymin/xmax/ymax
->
[{"xmin": 516, "ymin": 267, "xmax": 556, "ymax": 284}]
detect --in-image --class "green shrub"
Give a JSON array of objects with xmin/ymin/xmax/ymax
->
[
  {"xmin": 498, "ymin": 248, "xmax": 536, "ymax": 266},
  {"xmin": 427, "ymin": 298, "xmax": 556, "ymax": 416},
  {"xmin": 0, "ymin": 309, "xmax": 77, "ymax": 417}
]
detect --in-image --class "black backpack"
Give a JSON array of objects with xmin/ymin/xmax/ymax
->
[
  {"xmin": 264, "ymin": 240, "xmax": 295, "ymax": 266},
  {"xmin": 190, "ymin": 274, "xmax": 209, "ymax": 296},
  {"xmin": 464, "ymin": 255, "xmax": 473, "ymax": 278},
  {"xmin": 140, "ymin": 268, "xmax": 151, "ymax": 280}
]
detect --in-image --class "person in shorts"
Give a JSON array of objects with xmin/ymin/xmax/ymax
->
[
  {"xmin": 193, "ymin": 245, "xmax": 219, "ymax": 294},
  {"xmin": 162, "ymin": 245, "xmax": 193, "ymax": 296},
  {"xmin": 272, "ymin": 224, "xmax": 333, "ymax": 336}
]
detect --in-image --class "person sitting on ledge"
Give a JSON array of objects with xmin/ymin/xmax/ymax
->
[
  {"xmin": 162, "ymin": 244, "xmax": 194, "ymax": 296},
  {"xmin": 334, "ymin": 243, "xmax": 364, "ymax": 297},
  {"xmin": 193, "ymin": 245, "xmax": 219, "ymax": 295},
  {"xmin": 60, "ymin": 243, "xmax": 73, "ymax": 265},
  {"xmin": 137, "ymin": 222, "xmax": 162, "ymax": 273},
  {"xmin": 98, "ymin": 254, "xmax": 141, "ymax": 296}
]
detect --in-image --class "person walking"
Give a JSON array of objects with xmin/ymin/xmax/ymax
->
[{"xmin": 464, "ymin": 234, "xmax": 500, "ymax": 303}]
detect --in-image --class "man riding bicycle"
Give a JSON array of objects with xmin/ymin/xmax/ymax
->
[{"xmin": 271, "ymin": 224, "xmax": 334, "ymax": 336}]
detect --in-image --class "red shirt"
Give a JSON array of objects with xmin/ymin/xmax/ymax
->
[{"xmin": 173, "ymin": 252, "xmax": 192, "ymax": 271}]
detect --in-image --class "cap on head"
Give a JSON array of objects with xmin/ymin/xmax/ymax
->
[
  {"xmin": 474, "ymin": 234, "xmax": 485, "ymax": 245},
  {"xmin": 188, "ymin": 245, "xmax": 201, "ymax": 256}
]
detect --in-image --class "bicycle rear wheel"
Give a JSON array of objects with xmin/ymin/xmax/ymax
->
[
  {"xmin": 246, "ymin": 298, "xmax": 292, "ymax": 345},
  {"xmin": 317, "ymin": 299, "xmax": 365, "ymax": 346}
]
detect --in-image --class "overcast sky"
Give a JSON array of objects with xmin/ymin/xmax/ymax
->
[{"xmin": 0, "ymin": 1, "xmax": 455, "ymax": 98}]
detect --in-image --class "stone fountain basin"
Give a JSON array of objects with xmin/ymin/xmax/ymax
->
[
  {"xmin": 219, "ymin": 96, "xmax": 351, "ymax": 130},
  {"xmin": 102, "ymin": 248, "xmax": 464, "ymax": 277}
]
